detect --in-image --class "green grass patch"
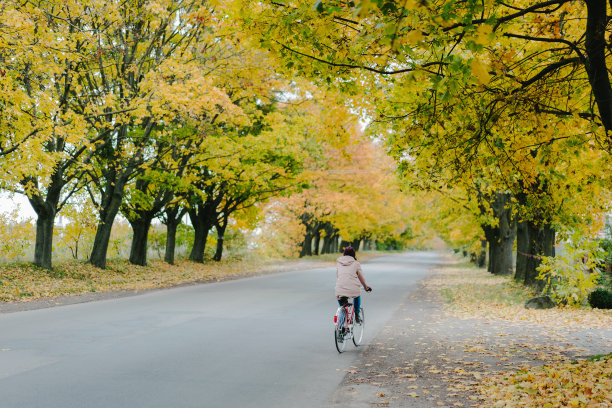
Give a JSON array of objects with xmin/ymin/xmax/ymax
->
[
  {"xmin": 587, "ymin": 353, "xmax": 611, "ymax": 362},
  {"xmin": 434, "ymin": 261, "xmax": 536, "ymax": 308}
]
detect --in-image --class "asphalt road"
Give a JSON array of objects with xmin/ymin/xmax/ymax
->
[{"xmin": 0, "ymin": 251, "xmax": 441, "ymax": 408}]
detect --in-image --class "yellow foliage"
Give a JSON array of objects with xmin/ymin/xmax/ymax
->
[
  {"xmin": 0, "ymin": 209, "xmax": 34, "ymax": 261},
  {"xmin": 470, "ymin": 59, "xmax": 491, "ymax": 85}
]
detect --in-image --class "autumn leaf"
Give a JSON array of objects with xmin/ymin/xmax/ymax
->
[{"xmin": 470, "ymin": 59, "xmax": 491, "ymax": 85}]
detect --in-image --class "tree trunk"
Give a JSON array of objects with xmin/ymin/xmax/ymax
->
[
  {"xmin": 482, "ymin": 192, "xmax": 516, "ymax": 275},
  {"xmin": 522, "ymin": 222, "xmax": 556, "ymax": 288},
  {"xmin": 189, "ymin": 212, "xmax": 207, "ymax": 262},
  {"xmin": 164, "ymin": 219, "xmax": 178, "ymax": 265},
  {"xmin": 26, "ymin": 168, "xmax": 64, "ymax": 270},
  {"xmin": 300, "ymin": 230, "xmax": 313, "ymax": 257},
  {"xmin": 514, "ymin": 221, "xmax": 529, "ymax": 282},
  {"xmin": 340, "ymin": 240, "xmax": 350, "ymax": 251},
  {"xmin": 321, "ymin": 235, "xmax": 330, "ymax": 254},
  {"xmin": 163, "ymin": 206, "xmax": 186, "ymax": 265},
  {"xmin": 584, "ymin": 0, "xmax": 612, "ymax": 135},
  {"xmin": 213, "ymin": 216, "xmax": 228, "ymax": 262},
  {"xmin": 313, "ymin": 229, "xmax": 321, "ymax": 256},
  {"xmin": 477, "ymin": 239, "xmax": 487, "ymax": 268},
  {"xmin": 483, "ymin": 225, "xmax": 497, "ymax": 273},
  {"xmin": 90, "ymin": 191, "xmax": 124, "ymax": 269},
  {"xmin": 33, "ymin": 211, "xmax": 55, "ymax": 269},
  {"xmin": 188, "ymin": 204, "xmax": 216, "ymax": 263},
  {"xmin": 352, "ymin": 239, "xmax": 362, "ymax": 251},
  {"xmin": 188, "ymin": 221, "xmax": 208, "ymax": 262},
  {"xmin": 128, "ymin": 216, "xmax": 153, "ymax": 266}
]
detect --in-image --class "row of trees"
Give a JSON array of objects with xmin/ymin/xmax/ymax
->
[
  {"xmin": 0, "ymin": 0, "xmax": 418, "ymax": 269},
  {"xmin": 231, "ymin": 0, "xmax": 611, "ymax": 288},
  {"xmin": 261, "ymin": 136, "xmax": 417, "ymax": 258}
]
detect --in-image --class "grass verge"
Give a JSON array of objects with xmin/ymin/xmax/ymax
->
[
  {"xmin": 0, "ymin": 250, "xmax": 386, "ymax": 303},
  {"xmin": 426, "ymin": 258, "xmax": 612, "ymax": 330}
]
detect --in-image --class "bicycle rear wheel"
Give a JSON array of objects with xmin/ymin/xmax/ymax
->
[
  {"xmin": 335, "ymin": 308, "xmax": 347, "ymax": 353},
  {"xmin": 352, "ymin": 308, "xmax": 364, "ymax": 346}
]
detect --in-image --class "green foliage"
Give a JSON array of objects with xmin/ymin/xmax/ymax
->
[
  {"xmin": 148, "ymin": 225, "xmax": 167, "ymax": 259},
  {"xmin": 588, "ymin": 289, "xmax": 612, "ymax": 309},
  {"xmin": 537, "ymin": 235, "xmax": 604, "ymax": 306},
  {"xmin": 176, "ymin": 224, "xmax": 194, "ymax": 253},
  {"xmin": 375, "ymin": 228, "xmax": 413, "ymax": 251},
  {"xmin": 596, "ymin": 225, "xmax": 612, "ymax": 289},
  {"xmin": 214, "ymin": 226, "xmax": 249, "ymax": 259}
]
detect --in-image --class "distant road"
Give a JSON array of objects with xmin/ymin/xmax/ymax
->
[{"xmin": 0, "ymin": 252, "xmax": 441, "ymax": 408}]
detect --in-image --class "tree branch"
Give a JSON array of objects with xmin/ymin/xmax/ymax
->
[{"xmin": 276, "ymin": 41, "xmax": 447, "ymax": 75}]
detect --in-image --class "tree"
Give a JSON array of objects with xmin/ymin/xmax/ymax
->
[
  {"xmin": 0, "ymin": 0, "xmax": 101, "ymax": 269},
  {"xmin": 78, "ymin": 0, "xmax": 247, "ymax": 268}
]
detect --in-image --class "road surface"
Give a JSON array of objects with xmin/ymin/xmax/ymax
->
[{"xmin": 0, "ymin": 252, "xmax": 441, "ymax": 408}]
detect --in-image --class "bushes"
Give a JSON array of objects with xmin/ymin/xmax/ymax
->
[
  {"xmin": 537, "ymin": 236, "xmax": 603, "ymax": 306},
  {"xmin": 588, "ymin": 289, "xmax": 612, "ymax": 309}
]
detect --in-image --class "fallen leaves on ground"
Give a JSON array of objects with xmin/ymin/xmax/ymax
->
[
  {"xmin": 480, "ymin": 355, "xmax": 611, "ymax": 408},
  {"xmin": 0, "ymin": 257, "xmax": 335, "ymax": 302},
  {"xmin": 425, "ymin": 261, "xmax": 612, "ymax": 330},
  {"xmin": 422, "ymin": 255, "xmax": 612, "ymax": 407}
]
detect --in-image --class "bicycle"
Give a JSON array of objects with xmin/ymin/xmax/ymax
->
[{"xmin": 334, "ymin": 294, "xmax": 368, "ymax": 353}]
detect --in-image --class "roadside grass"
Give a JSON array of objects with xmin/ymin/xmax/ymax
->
[
  {"xmin": 0, "ymin": 250, "xmax": 389, "ymax": 303},
  {"xmin": 437, "ymin": 261, "xmax": 535, "ymax": 308},
  {"xmin": 429, "ymin": 255, "xmax": 612, "ymax": 408},
  {"xmin": 427, "ymin": 258, "xmax": 612, "ymax": 330},
  {"xmin": 0, "ymin": 256, "xmax": 309, "ymax": 302}
]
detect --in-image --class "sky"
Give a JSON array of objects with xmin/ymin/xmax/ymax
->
[{"xmin": 0, "ymin": 193, "xmax": 37, "ymax": 221}]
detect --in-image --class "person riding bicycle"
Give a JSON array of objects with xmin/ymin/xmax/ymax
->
[{"xmin": 335, "ymin": 246, "xmax": 372, "ymax": 324}]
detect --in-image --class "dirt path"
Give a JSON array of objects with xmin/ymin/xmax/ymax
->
[{"xmin": 328, "ymin": 269, "xmax": 611, "ymax": 408}]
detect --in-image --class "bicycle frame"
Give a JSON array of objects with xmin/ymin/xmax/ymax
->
[{"xmin": 334, "ymin": 302, "xmax": 354, "ymax": 332}]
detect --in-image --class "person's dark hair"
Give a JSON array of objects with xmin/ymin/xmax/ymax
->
[{"xmin": 343, "ymin": 246, "xmax": 356, "ymax": 259}]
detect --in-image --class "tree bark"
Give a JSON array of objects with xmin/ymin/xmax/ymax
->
[
  {"xmin": 128, "ymin": 216, "xmax": 153, "ymax": 266},
  {"xmin": 482, "ymin": 192, "xmax": 516, "ymax": 275},
  {"xmin": 188, "ymin": 207, "xmax": 214, "ymax": 263},
  {"xmin": 90, "ymin": 182, "xmax": 126, "ymax": 269},
  {"xmin": 520, "ymin": 222, "xmax": 556, "ymax": 287},
  {"xmin": 300, "ymin": 229, "xmax": 313, "ymax": 257},
  {"xmin": 89, "ymin": 123, "xmax": 137, "ymax": 269},
  {"xmin": 163, "ymin": 206, "xmax": 186, "ymax": 265},
  {"xmin": 477, "ymin": 239, "xmax": 487, "ymax": 268},
  {"xmin": 25, "ymin": 167, "xmax": 65, "ymax": 269},
  {"xmin": 313, "ymin": 229, "xmax": 321, "ymax": 256},
  {"xmin": 213, "ymin": 216, "xmax": 228, "ymax": 261},
  {"xmin": 164, "ymin": 219, "xmax": 178, "ymax": 265},
  {"xmin": 340, "ymin": 240, "xmax": 351, "ymax": 251},
  {"xmin": 33, "ymin": 211, "xmax": 55, "ymax": 269},
  {"xmin": 483, "ymin": 225, "xmax": 497, "ymax": 273},
  {"xmin": 584, "ymin": 0, "xmax": 612, "ymax": 136},
  {"xmin": 514, "ymin": 221, "xmax": 529, "ymax": 282}
]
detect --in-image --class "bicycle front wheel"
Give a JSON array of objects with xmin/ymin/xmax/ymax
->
[{"xmin": 352, "ymin": 308, "xmax": 364, "ymax": 346}]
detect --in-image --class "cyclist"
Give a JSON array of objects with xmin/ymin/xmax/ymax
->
[{"xmin": 335, "ymin": 246, "xmax": 372, "ymax": 323}]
